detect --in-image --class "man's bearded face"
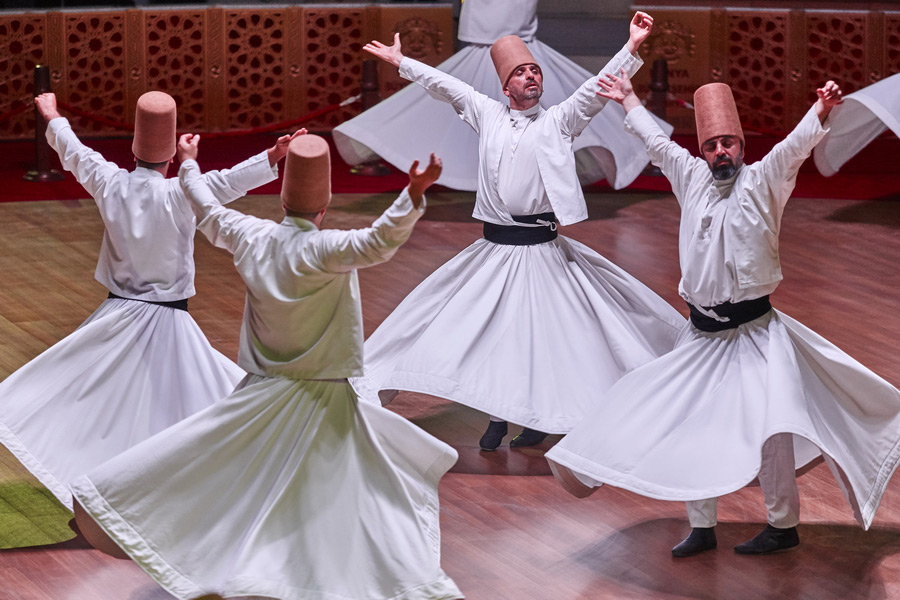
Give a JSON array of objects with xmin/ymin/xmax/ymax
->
[
  {"xmin": 701, "ymin": 135, "xmax": 744, "ymax": 180},
  {"xmin": 504, "ymin": 64, "xmax": 543, "ymax": 106}
]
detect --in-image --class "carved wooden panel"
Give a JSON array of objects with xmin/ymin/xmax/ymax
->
[
  {"xmin": 0, "ymin": 15, "xmax": 44, "ymax": 138},
  {"xmin": 302, "ymin": 7, "xmax": 365, "ymax": 130},
  {"xmin": 887, "ymin": 13, "xmax": 900, "ymax": 75},
  {"xmin": 64, "ymin": 13, "xmax": 128, "ymax": 135},
  {"xmin": 726, "ymin": 11, "xmax": 789, "ymax": 134},
  {"xmin": 375, "ymin": 6, "xmax": 454, "ymax": 99},
  {"xmin": 223, "ymin": 10, "xmax": 287, "ymax": 131},
  {"xmin": 144, "ymin": 11, "xmax": 207, "ymax": 131},
  {"xmin": 807, "ymin": 12, "xmax": 869, "ymax": 101}
]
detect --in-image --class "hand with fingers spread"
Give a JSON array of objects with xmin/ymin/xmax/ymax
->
[
  {"xmin": 34, "ymin": 92, "xmax": 61, "ymax": 122},
  {"xmin": 268, "ymin": 128, "xmax": 307, "ymax": 166},
  {"xmin": 815, "ymin": 80, "xmax": 842, "ymax": 123},
  {"xmin": 407, "ymin": 153, "xmax": 442, "ymax": 209},
  {"xmin": 597, "ymin": 69, "xmax": 643, "ymax": 113},
  {"xmin": 364, "ymin": 33, "xmax": 405, "ymax": 68},
  {"xmin": 625, "ymin": 11, "xmax": 654, "ymax": 54},
  {"xmin": 177, "ymin": 133, "xmax": 200, "ymax": 163}
]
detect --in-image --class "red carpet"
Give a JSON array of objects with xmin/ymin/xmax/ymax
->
[{"xmin": 2, "ymin": 132, "xmax": 898, "ymax": 203}]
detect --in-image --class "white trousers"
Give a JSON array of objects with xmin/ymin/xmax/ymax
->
[{"xmin": 686, "ymin": 433, "xmax": 801, "ymax": 529}]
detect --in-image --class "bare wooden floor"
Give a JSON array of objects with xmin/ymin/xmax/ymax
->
[{"xmin": 1, "ymin": 188, "xmax": 900, "ymax": 599}]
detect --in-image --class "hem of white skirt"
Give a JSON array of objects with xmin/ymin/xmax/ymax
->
[
  {"xmin": 71, "ymin": 469, "xmax": 463, "ymax": 600},
  {"xmin": 547, "ymin": 426, "xmax": 899, "ymax": 530},
  {"xmin": 0, "ymin": 420, "xmax": 72, "ymax": 510},
  {"xmin": 380, "ymin": 371, "xmax": 577, "ymax": 434},
  {"xmin": 859, "ymin": 421, "xmax": 900, "ymax": 530},
  {"xmin": 70, "ymin": 475, "xmax": 206, "ymax": 600},
  {"xmin": 218, "ymin": 574, "xmax": 463, "ymax": 600}
]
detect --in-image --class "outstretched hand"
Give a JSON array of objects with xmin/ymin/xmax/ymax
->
[
  {"xmin": 626, "ymin": 11, "xmax": 654, "ymax": 54},
  {"xmin": 597, "ymin": 69, "xmax": 642, "ymax": 113},
  {"xmin": 268, "ymin": 128, "xmax": 307, "ymax": 166},
  {"xmin": 34, "ymin": 92, "xmax": 61, "ymax": 122},
  {"xmin": 363, "ymin": 33, "xmax": 405, "ymax": 68},
  {"xmin": 177, "ymin": 133, "xmax": 200, "ymax": 163},
  {"xmin": 407, "ymin": 153, "xmax": 442, "ymax": 209},
  {"xmin": 815, "ymin": 80, "xmax": 842, "ymax": 123}
]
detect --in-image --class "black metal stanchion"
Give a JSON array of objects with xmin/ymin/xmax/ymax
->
[
  {"xmin": 349, "ymin": 59, "xmax": 391, "ymax": 176},
  {"xmin": 24, "ymin": 65, "xmax": 64, "ymax": 182}
]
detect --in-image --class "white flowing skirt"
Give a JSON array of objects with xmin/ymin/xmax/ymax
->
[
  {"xmin": 546, "ymin": 309, "xmax": 900, "ymax": 529},
  {"xmin": 352, "ymin": 236, "xmax": 686, "ymax": 433},
  {"xmin": 0, "ymin": 298, "xmax": 243, "ymax": 509},
  {"xmin": 333, "ymin": 40, "xmax": 671, "ymax": 191},
  {"xmin": 814, "ymin": 73, "xmax": 900, "ymax": 176},
  {"xmin": 71, "ymin": 375, "xmax": 462, "ymax": 600}
]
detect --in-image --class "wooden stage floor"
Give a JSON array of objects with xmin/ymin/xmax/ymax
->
[{"xmin": 1, "ymin": 188, "xmax": 900, "ymax": 599}]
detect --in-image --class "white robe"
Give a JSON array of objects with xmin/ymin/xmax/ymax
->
[
  {"xmin": 350, "ymin": 52, "xmax": 686, "ymax": 433},
  {"xmin": 0, "ymin": 119, "xmax": 276, "ymax": 510},
  {"xmin": 333, "ymin": 0, "xmax": 671, "ymax": 192},
  {"xmin": 546, "ymin": 106, "xmax": 900, "ymax": 529},
  {"xmin": 70, "ymin": 164, "xmax": 462, "ymax": 600},
  {"xmin": 814, "ymin": 73, "xmax": 900, "ymax": 177}
]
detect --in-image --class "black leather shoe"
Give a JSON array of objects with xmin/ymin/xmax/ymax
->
[
  {"xmin": 671, "ymin": 527, "xmax": 717, "ymax": 557},
  {"xmin": 479, "ymin": 421, "xmax": 508, "ymax": 451},
  {"xmin": 509, "ymin": 428, "xmax": 549, "ymax": 448},
  {"xmin": 734, "ymin": 524, "xmax": 799, "ymax": 555}
]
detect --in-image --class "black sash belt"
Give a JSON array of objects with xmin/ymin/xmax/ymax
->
[
  {"xmin": 483, "ymin": 212, "xmax": 558, "ymax": 246},
  {"xmin": 108, "ymin": 292, "xmax": 189, "ymax": 312},
  {"xmin": 687, "ymin": 295, "xmax": 771, "ymax": 332}
]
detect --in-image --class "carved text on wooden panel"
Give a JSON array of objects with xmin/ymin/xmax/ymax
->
[{"xmin": 145, "ymin": 11, "xmax": 207, "ymax": 131}]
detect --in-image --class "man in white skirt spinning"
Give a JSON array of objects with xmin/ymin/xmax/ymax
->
[
  {"xmin": 546, "ymin": 71, "xmax": 900, "ymax": 557},
  {"xmin": 0, "ymin": 91, "xmax": 291, "ymax": 516},
  {"xmin": 355, "ymin": 12, "xmax": 685, "ymax": 452},
  {"xmin": 70, "ymin": 136, "xmax": 463, "ymax": 599}
]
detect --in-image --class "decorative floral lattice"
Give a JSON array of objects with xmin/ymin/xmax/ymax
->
[
  {"xmin": 807, "ymin": 13, "xmax": 867, "ymax": 101},
  {"xmin": 726, "ymin": 12, "xmax": 788, "ymax": 134},
  {"xmin": 224, "ymin": 10, "xmax": 286, "ymax": 130},
  {"xmin": 65, "ymin": 14, "xmax": 128, "ymax": 135},
  {"xmin": 0, "ymin": 16, "xmax": 45, "ymax": 138},
  {"xmin": 303, "ymin": 9, "xmax": 364, "ymax": 130},
  {"xmin": 886, "ymin": 14, "xmax": 900, "ymax": 76},
  {"xmin": 145, "ymin": 11, "xmax": 207, "ymax": 131}
]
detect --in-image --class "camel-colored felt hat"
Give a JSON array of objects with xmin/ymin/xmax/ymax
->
[
  {"xmin": 693, "ymin": 83, "xmax": 744, "ymax": 149},
  {"xmin": 281, "ymin": 134, "xmax": 331, "ymax": 214},
  {"xmin": 132, "ymin": 91, "xmax": 177, "ymax": 163},
  {"xmin": 490, "ymin": 35, "xmax": 539, "ymax": 88}
]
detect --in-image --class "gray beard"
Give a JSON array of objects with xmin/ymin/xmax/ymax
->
[{"xmin": 711, "ymin": 162, "xmax": 738, "ymax": 180}]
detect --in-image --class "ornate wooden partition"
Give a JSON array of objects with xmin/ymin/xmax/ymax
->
[
  {"xmin": 630, "ymin": 4, "xmax": 900, "ymax": 135},
  {"xmin": 0, "ymin": 5, "xmax": 453, "ymax": 140}
]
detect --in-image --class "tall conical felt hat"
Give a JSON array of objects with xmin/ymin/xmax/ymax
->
[
  {"xmin": 490, "ymin": 35, "xmax": 539, "ymax": 88},
  {"xmin": 281, "ymin": 134, "xmax": 331, "ymax": 214},
  {"xmin": 132, "ymin": 91, "xmax": 177, "ymax": 163},
  {"xmin": 694, "ymin": 83, "xmax": 744, "ymax": 149}
]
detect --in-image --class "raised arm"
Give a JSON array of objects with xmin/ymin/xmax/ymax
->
[
  {"xmin": 365, "ymin": 32, "xmax": 489, "ymax": 131},
  {"xmin": 363, "ymin": 32, "xmax": 405, "ymax": 68},
  {"xmin": 554, "ymin": 11, "xmax": 653, "ymax": 136},
  {"xmin": 302, "ymin": 154, "xmax": 442, "ymax": 274},
  {"xmin": 815, "ymin": 80, "xmax": 842, "ymax": 124},
  {"xmin": 35, "ymin": 92, "xmax": 125, "ymax": 201},
  {"xmin": 599, "ymin": 69, "xmax": 698, "ymax": 202},
  {"xmin": 756, "ymin": 81, "xmax": 839, "ymax": 206}
]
